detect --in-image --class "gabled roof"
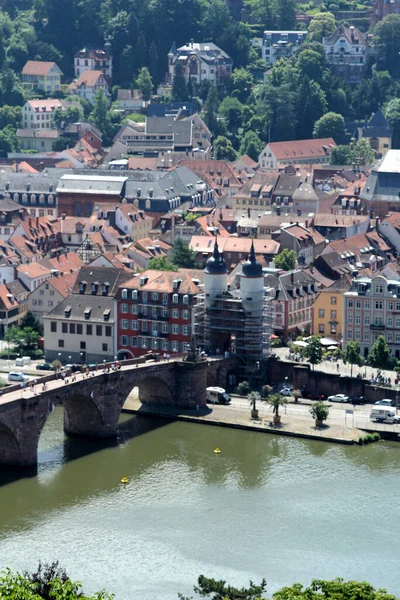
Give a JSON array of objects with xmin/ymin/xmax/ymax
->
[
  {"xmin": 70, "ymin": 70, "xmax": 107, "ymax": 89},
  {"xmin": 22, "ymin": 61, "xmax": 62, "ymax": 76},
  {"xmin": 325, "ymin": 24, "xmax": 366, "ymax": 46},
  {"xmin": 72, "ymin": 266, "xmax": 131, "ymax": 296},
  {"xmin": 121, "ymin": 268, "xmax": 204, "ymax": 295},
  {"xmin": 362, "ymin": 109, "xmax": 392, "ymax": 139},
  {"xmin": 268, "ymin": 138, "xmax": 336, "ymax": 161}
]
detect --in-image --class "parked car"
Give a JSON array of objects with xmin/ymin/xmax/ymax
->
[
  {"xmin": 304, "ymin": 392, "xmax": 326, "ymax": 400},
  {"xmin": 280, "ymin": 386, "xmax": 292, "ymax": 396},
  {"xmin": 374, "ymin": 399, "xmax": 395, "ymax": 407},
  {"xmin": 8, "ymin": 372, "xmax": 29, "ymax": 382},
  {"xmin": 36, "ymin": 363, "xmax": 52, "ymax": 371},
  {"xmin": 327, "ymin": 393, "xmax": 349, "ymax": 403},
  {"xmin": 349, "ymin": 395, "xmax": 367, "ymax": 405}
]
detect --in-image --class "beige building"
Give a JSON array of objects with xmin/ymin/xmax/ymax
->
[
  {"xmin": 28, "ymin": 272, "xmax": 77, "ymax": 323},
  {"xmin": 21, "ymin": 61, "xmax": 63, "ymax": 94}
]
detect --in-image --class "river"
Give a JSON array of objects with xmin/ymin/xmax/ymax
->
[{"xmin": 0, "ymin": 408, "xmax": 399, "ymax": 599}]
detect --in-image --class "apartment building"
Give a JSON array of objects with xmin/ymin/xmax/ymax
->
[
  {"xmin": 21, "ymin": 61, "xmax": 63, "ymax": 93},
  {"xmin": 115, "ymin": 269, "xmax": 203, "ymax": 359},
  {"xmin": 343, "ymin": 274, "xmax": 400, "ymax": 358}
]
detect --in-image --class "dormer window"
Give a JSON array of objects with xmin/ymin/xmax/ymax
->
[
  {"xmin": 183, "ymin": 294, "xmax": 189, "ymax": 304},
  {"xmin": 103, "ymin": 309, "xmax": 110, "ymax": 321},
  {"xmin": 132, "ymin": 290, "xmax": 138, "ymax": 300},
  {"xmin": 102, "ymin": 282, "xmax": 109, "ymax": 296},
  {"xmin": 84, "ymin": 307, "xmax": 91, "ymax": 319},
  {"xmin": 91, "ymin": 282, "xmax": 99, "ymax": 295},
  {"xmin": 64, "ymin": 306, "xmax": 71, "ymax": 318},
  {"xmin": 172, "ymin": 293, "xmax": 179, "ymax": 304},
  {"xmin": 79, "ymin": 280, "xmax": 87, "ymax": 294},
  {"xmin": 121, "ymin": 288, "xmax": 128, "ymax": 299}
]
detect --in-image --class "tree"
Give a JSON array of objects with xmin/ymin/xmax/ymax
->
[
  {"xmin": 343, "ymin": 341, "xmax": 363, "ymax": 377},
  {"xmin": 0, "ymin": 125, "xmax": 19, "ymax": 157},
  {"xmin": 148, "ymin": 41, "xmax": 160, "ymax": 85},
  {"xmin": 230, "ymin": 68, "xmax": 253, "ymax": 103},
  {"xmin": 91, "ymin": 89, "xmax": 109, "ymax": 135},
  {"xmin": 171, "ymin": 238, "xmax": 199, "ymax": 268},
  {"xmin": 248, "ymin": 391, "xmax": 261, "ymax": 414},
  {"xmin": 310, "ymin": 401, "xmax": 329, "ymax": 426},
  {"xmin": 204, "ymin": 84, "xmax": 220, "ymax": 134},
  {"xmin": 21, "ymin": 311, "xmax": 43, "ymax": 335},
  {"xmin": 273, "ymin": 578, "xmax": 397, "ymax": 599},
  {"xmin": 187, "ymin": 575, "xmax": 267, "ymax": 600},
  {"xmin": 296, "ymin": 77, "xmax": 328, "ymax": 139},
  {"xmin": 136, "ymin": 30, "xmax": 147, "ymax": 70},
  {"xmin": 218, "ymin": 97, "xmax": 243, "ymax": 134},
  {"xmin": 267, "ymin": 392, "xmax": 288, "ymax": 423},
  {"xmin": 296, "ymin": 49, "xmax": 326, "ymax": 83},
  {"xmin": 147, "ymin": 256, "xmax": 178, "ymax": 271},
  {"xmin": 329, "ymin": 139, "xmax": 376, "ymax": 166},
  {"xmin": 373, "ymin": 14, "xmax": 400, "ymax": 76},
  {"xmin": 313, "ymin": 112, "xmax": 345, "ymax": 143},
  {"xmin": 278, "ymin": 0, "xmax": 297, "ymax": 29},
  {"xmin": 275, "ymin": 249, "xmax": 297, "ymax": 271},
  {"xmin": 4, "ymin": 326, "xmax": 40, "ymax": 354},
  {"xmin": 385, "ymin": 98, "xmax": 400, "ymax": 149},
  {"xmin": 214, "ymin": 136, "xmax": 237, "ymax": 161},
  {"xmin": 0, "ymin": 105, "xmax": 21, "ymax": 130},
  {"xmin": 302, "ymin": 336, "xmax": 323, "ymax": 370},
  {"xmin": 172, "ymin": 62, "xmax": 188, "ymax": 101},
  {"xmin": 308, "ymin": 12, "xmax": 336, "ymax": 42},
  {"xmin": 368, "ymin": 335, "xmax": 392, "ymax": 369},
  {"xmin": 244, "ymin": 0, "xmax": 277, "ymax": 28},
  {"xmin": 136, "ymin": 67, "xmax": 153, "ymax": 101},
  {"xmin": 239, "ymin": 130, "xmax": 263, "ymax": 161}
]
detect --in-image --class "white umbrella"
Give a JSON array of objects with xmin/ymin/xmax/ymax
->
[
  {"xmin": 292, "ymin": 340, "xmax": 308, "ymax": 347},
  {"xmin": 327, "ymin": 345, "xmax": 338, "ymax": 350}
]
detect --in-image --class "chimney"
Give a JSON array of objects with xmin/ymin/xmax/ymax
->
[
  {"xmin": 61, "ymin": 213, "xmax": 66, "ymax": 220},
  {"xmin": 291, "ymin": 272, "xmax": 294, "ymax": 284},
  {"xmin": 36, "ymin": 216, "xmax": 39, "ymax": 229},
  {"xmin": 248, "ymin": 207, "xmax": 250, "ymax": 217}
]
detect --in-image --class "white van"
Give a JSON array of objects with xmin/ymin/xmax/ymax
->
[
  {"xmin": 206, "ymin": 387, "xmax": 231, "ymax": 405},
  {"xmin": 370, "ymin": 407, "xmax": 397, "ymax": 422}
]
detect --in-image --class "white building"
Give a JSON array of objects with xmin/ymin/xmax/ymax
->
[
  {"xmin": 21, "ymin": 61, "xmax": 63, "ymax": 94},
  {"xmin": 74, "ymin": 46, "xmax": 112, "ymax": 80},
  {"xmin": 167, "ymin": 40, "xmax": 233, "ymax": 87},
  {"xmin": 69, "ymin": 70, "xmax": 110, "ymax": 105},
  {"xmin": 262, "ymin": 31, "xmax": 307, "ymax": 66},
  {"xmin": 322, "ymin": 24, "xmax": 370, "ymax": 83},
  {"xmin": 259, "ymin": 138, "xmax": 336, "ymax": 170},
  {"xmin": 22, "ymin": 99, "xmax": 65, "ymax": 130}
]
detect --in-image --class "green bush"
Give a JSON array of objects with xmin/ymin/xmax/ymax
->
[
  {"xmin": 358, "ymin": 432, "xmax": 380, "ymax": 445},
  {"xmin": 237, "ymin": 381, "xmax": 251, "ymax": 396}
]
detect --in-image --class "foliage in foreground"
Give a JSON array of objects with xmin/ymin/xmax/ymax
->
[
  {"xmin": 180, "ymin": 575, "xmax": 397, "ymax": 600},
  {"xmin": 0, "ymin": 566, "xmax": 397, "ymax": 600}
]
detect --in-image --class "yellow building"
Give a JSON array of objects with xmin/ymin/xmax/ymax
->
[
  {"xmin": 21, "ymin": 61, "xmax": 63, "ymax": 94},
  {"xmin": 312, "ymin": 276, "xmax": 352, "ymax": 340}
]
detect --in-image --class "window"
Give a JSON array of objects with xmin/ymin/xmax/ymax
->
[
  {"xmin": 120, "ymin": 335, "xmax": 128, "ymax": 346},
  {"xmin": 375, "ymin": 301, "xmax": 383, "ymax": 310},
  {"xmin": 364, "ymin": 331, "xmax": 370, "ymax": 341},
  {"xmin": 49, "ymin": 290, "xmax": 55, "ymax": 296},
  {"xmin": 121, "ymin": 289, "xmax": 128, "ymax": 299},
  {"xmin": 162, "ymin": 294, "xmax": 168, "ymax": 305},
  {"xmin": 152, "ymin": 293, "xmax": 158, "ymax": 301},
  {"xmin": 375, "ymin": 285, "xmax": 383, "ymax": 294},
  {"xmin": 365, "ymin": 315, "xmax": 370, "ymax": 325},
  {"xmin": 121, "ymin": 304, "xmax": 128, "ymax": 313},
  {"xmin": 152, "ymin": 340, "xmax": 158, "ymax": 349},
  {"xmin": 80, "ymin": 341, "xmax": 86, "ymax": 349},
  {"xmin": 48, "ymin": 301, "xmax": 53, "ymax": 307},
  {"xmin": 396, "ymin": 318, "xmax": 400, "ymax": 328},
  {"xmin": 182, "ymin": 310, "xmax": 189, "ymax": 320},
  {"xmin": 347, "ymin": 330, "xmax": 352, "ymax": 340},
  {"xmin": 331, "ymin": 310, "xmax": 337, "ymax": 319},
  {"xmin": 355, "ymin": 315, "xmax": 361, "ymax": 325},
  {"xmin": 172, "ymin": 341, "xmax": 179, "ymax": 352},
  {"xmin": 131, "ymin": 337, "xmax": 137, "ymax": 347},
  {"xmin": 396, "ymin": 334, "xmax": 400, "ymax": 343},
  {"xmin": 331, "ymin": 296, "xmax": 337, "ymax": 305},
  {"xmin": 142, "ymin": 321, "xmax": 148, "ymax": 332},
  {"xmin": 50, "ymin": 321, "xmax": 57, "ymax": 332},
  {"xmin": 387, "ymin": 333, "xmax": 393, "ymax": 342},
  {"xmin": 375, "ymin": 316, "xmax": 383, "ymax": 325},
  {"xmin": 183, "ymin": 325, "xmax": 189, "ymax": 336},
  {"xmin": 318, "ymin": 309, "xmax": 325, "ymax": 318},
  {"xmin": 348, "ymin": 299, "xmax": 353, "ymax": 308},
  {"xmin": 163, "ymin": 307, "xmax": 168, "ymax": 317},
  {"xmin": 96, "ymin": 325, "xmax": 102, "ymax": 336},
  {"xmin": 62, "ymin": 323, "xmax": 68, "ymax": 333},
  {"xmin": 172, "ymin": 309, "xmax": 179, "ymax": 319},
  {"xmin": 183, "ymin": 294, "xmax": 189, "ymax": 304},
  {"xmin": 105, "ymin": 326, "xmax": 112, "ymax": 337},
  {"xmin": 131, "ymin": 305, "xmax": 137, "ymax": 314},
  {"xmin": 162, "ymin": 340, "xmax": 168, "ymax": 350},
  {"xmin": 142, "ymin": 292, "xmax": 148, "ymax": 303},
  {"xmin": 388, "ymin": 316, "xmax": 393, "ymax": 327},
  {"xmin": 121, "ymin": 319, "xmax": 128, "ymax": 329},
  {"xmin": 142, "ymin": 338, "xmax": 148, "ymax": 349},
  {"xmin": 58, "ymin": 339, "xmax": 64, "ymax": 347},
  {"xmin": 365, "ymin": 300, "xmax": 370, "ymax": 309},
  {"xmin": 39, "ymin": 290, "xmax": 44, "ymax": 296},
  {"xmin": 172, "ymin": 324, "xmax": 179, "ymax": 335},
  {"xmin": 132, "ymin": 321, "xmax": 139, "ymax": 330},
  {"xmin": 348, "ymin": 314, "xmax": 353, "ymax": 324},
  {"xmin": 142, "ymin": 307, "xmax": 147, "ymax": 316},
  {"xmin": 388, "ymin": 302, "xmax": 394, "ymax": 310},
  {"xmin": 396, "ymin": 302, "xmax": 400, "ymax": 312},
  {"xmin": 69, "ymin": 323, "xmax": 75, "ymax": 334},
  {"xmin": 152, "ymin": 307, "xmax": 157, "ymax": 318},
  {"xmin": 318, "ymin": 324, "xmax": 324, "ymax": 333},
  {"xmin": 172, "ymin": 294, "xmax": 178, "ymax": 304},
  {"xmin": 162, "ymin": 323, "xmax": 168, "ymax": 333},
  {"xmin": 355, "ymin": 330, "xmax": 361, "ymax": 340},
  {"xmin": 102, "ymin": 343, "xmax": 108, "ymax": 352},
  {"xmin": 86, "ymin": 324, "xmax": 92, "ymax": 335}
]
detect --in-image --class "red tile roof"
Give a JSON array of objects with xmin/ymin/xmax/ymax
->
[
  {"xmin": 268, "ymin": 138, "xmax": 336, "ymax": 161},
  {"xmin": 71, "ymin": 70, "xmax": 106, "ymax": 89},
  {"xmin": 22, "ymin": 61, "xmax": 60, "ymax": 76}
]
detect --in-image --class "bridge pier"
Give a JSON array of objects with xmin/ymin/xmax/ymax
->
[{"xmin": 175, "ymin": 361, "xmax": 208, "ymax": 407}]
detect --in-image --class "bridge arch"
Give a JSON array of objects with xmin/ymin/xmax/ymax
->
[
  {"xmin": 0, "ymin": 422, "xmax": 21, "ymax": 465},
  {"xmin": 62, "ymin": 393, "xmax": 110, "ymax": 437},
  {"xmin": 117, "ymin": 349, "xmax": 134, "ymax": 360},
  {"xmin": 134, "ymin": 376, "xmax": 174, "ymax": 405}
]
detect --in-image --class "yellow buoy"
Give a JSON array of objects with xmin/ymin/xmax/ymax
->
[
  {"xmin": 214, "ymin": 447, "xmax": 221, "ymax": 454},
  {"xmin": 120, "ymin": 476, "xmax": 128, "ymax": 484}
]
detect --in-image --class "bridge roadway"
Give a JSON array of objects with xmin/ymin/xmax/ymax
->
[{"xmin": 0, "ymin": 355, "xmax": 234, "ymax": 467}]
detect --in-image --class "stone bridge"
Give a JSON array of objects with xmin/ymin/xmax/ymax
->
[{"xmin": 0, "ymin": 357, "xmax": 237, "ymax": 467}]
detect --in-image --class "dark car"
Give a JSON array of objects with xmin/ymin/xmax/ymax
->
[
  {"xmin": 349, "ymin": 395, "xmax": 367, "ymax": 405},
  {"xmin": 305, "ymin": 392, "xmax": 326, "ymax": 400},
  {"xmin": 36, "ymin": 363, "xmax": 52, "ymax": 371}
]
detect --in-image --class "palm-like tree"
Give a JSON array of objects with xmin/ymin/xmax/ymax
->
[
  {"xmin": 248, "ymin": 391, "xmax": 261, "ymax": 414},
  {"xmin": 267, "ymin": 393, "xmax": 288, "ymax": 423}
]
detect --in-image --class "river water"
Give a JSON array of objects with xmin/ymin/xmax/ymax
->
[{"xmin": 0, "ymin": 408, "xmax": 399, "ymax": 599}]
